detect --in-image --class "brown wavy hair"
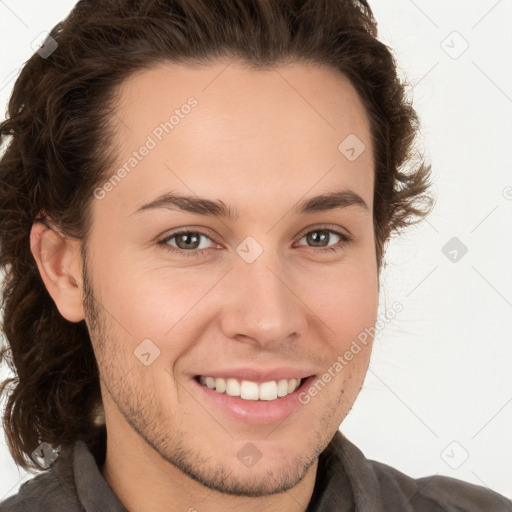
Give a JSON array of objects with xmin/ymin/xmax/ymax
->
[{"xmin": 0, "ymin": 0, "xmax": 434, "ymax": 471}]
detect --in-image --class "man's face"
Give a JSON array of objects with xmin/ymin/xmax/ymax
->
[{"xmin": 83, "ymin": 60, "xmax": 379, "ymax": 496}]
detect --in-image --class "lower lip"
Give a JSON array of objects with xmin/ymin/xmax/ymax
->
[{"xmin": 192, "ymin": 375, "xmax": 316, "ymax": 425}]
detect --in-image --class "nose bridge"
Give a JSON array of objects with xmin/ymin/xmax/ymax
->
[{"xmin": 221, "ymin": 245, "xmax": 306, "ymax": 347}]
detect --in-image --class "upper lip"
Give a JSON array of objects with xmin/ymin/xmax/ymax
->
[{"xmin": 194, "ymin": 367, "xmax": 316, "ymax": 383}]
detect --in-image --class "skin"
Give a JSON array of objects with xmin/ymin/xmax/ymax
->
[{"xmin": 30, "ymin": 59, "xmax": 379, "ymax": 512}]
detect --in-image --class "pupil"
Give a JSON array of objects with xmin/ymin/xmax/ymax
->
[
  {"xmin": 308, "ymin": 231, "xmax": 328, "ymax": 247},
  {"xmin": 179, "ymin": 233, "xmax": 198, "ymax": 249}
]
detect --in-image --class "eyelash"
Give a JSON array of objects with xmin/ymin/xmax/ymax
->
[{"xmin": 157, "ymin": 225, "xmax": 353, "ymax": 258}]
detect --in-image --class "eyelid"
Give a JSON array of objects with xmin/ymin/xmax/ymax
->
[
  {"xmin": 157, "ymin": 226, "xmax": 218, "ymax": 244},
  {"xmin": 294, "ymin": 223, "xmax": 352, "ymax": 242}
]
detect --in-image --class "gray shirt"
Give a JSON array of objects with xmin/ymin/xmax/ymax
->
[{"xmin": 1, "ymin": 427, "xmax": 510, "ymax": 511}]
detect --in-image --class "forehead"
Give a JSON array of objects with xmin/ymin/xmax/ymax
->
[{"xmin": 100, "ymin": 59, "xmax": 374, "ymax": 219}]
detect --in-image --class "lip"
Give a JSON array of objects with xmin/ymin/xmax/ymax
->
[
  {"xmin": 192, "ymin": 366, "xmax": 316, "ymax": 384},
  {"xmin": 192, "ymin": 374, "xmax": 317, "ymax": 425}
]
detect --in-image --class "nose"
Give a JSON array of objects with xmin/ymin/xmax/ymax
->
[{"xmin": 219, "ymin": 249, "xmax": 308, "ymax": 350}]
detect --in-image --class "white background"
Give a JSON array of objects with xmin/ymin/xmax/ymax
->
[{"xmin": 1, "ymin": 0, "xmax": 511, "ymax": 503}]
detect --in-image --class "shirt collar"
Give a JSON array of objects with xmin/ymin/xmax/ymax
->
[
  {"xmin": 331, "ymin": 430, "xmax": 380, "ymax": 510},
  {"xmin": 306, "ymin": 429, "xmax": 380, "ymax": 511},
  {"xmin": 72, "ymin": 437, "xmax": 128, "ymax": 512}
]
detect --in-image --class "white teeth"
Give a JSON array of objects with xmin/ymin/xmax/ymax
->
[
  {"xmin": 214, "ymin": 377, "xmax": 226, "ymax": 393},
  {"xmin": 277, "ymin": 379, "xmax": 289, "ymax": 397},
  {"xmin": 225, "ymin": 378, "xmax": 240, "ymax": 397},
  {"xmin": 288, "ymin": 378, "xmax": 299, "ymax": 393},
  {"xmin": 198, "ymin": 376, "xmax": 304, "ymax": 401},
  {"xmin": 240, "ymin": 381, "xmax": 259, "ymax": 400},
  {"xmin": 259, "ymin": 381, "xmax": 278, "ymax": 401}
]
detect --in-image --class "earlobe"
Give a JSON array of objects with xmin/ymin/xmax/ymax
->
[{"xmin": 29, "ymin": 219, "xmax": 85, "ymax": 323}]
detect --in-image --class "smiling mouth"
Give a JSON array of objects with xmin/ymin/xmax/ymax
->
[{"xmin": 194, "ymin": 375, "xmax": 308, "ymax": 401}]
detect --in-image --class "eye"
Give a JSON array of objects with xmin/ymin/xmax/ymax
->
[
  {"xmin": 157, "ymin": 225, "xmax": 352, "ymax": 258},
  {"xmin": 294, "ymin": 226, "xmax": 352, "ymax": 254},
  {"xmin": 158, "ymin": 229, "xmax": 218, "ymax": 258}
]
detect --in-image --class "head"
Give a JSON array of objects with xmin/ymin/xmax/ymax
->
[{"xmin": 0, "ymin": 0, "xmax": 433, "ymax": 495}]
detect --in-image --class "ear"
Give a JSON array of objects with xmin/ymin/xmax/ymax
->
[{"xmin": 29, "ymin": 219, "xmax": 85, "ymax": 323}]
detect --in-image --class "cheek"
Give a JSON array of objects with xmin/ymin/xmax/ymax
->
[
  {"xmin": 304, "ymin": 262, "xmax": 378, "ymax": 404},
  {"xmin": 309, "ymin": 261, "xmax": 379, "ymax": 345},
  {"xmin": 93, "ymin": 249, "xmax": 193, "ymax": 332}
]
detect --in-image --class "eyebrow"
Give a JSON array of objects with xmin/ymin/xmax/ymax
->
[{"xmin": 130, "ymin": 189, "xmax": 368, "ymax": 219}]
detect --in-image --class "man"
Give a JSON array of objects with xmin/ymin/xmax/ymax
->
[{"xmin": 0, "ymin": 0, "xmax": 510, "ymax": 511}]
